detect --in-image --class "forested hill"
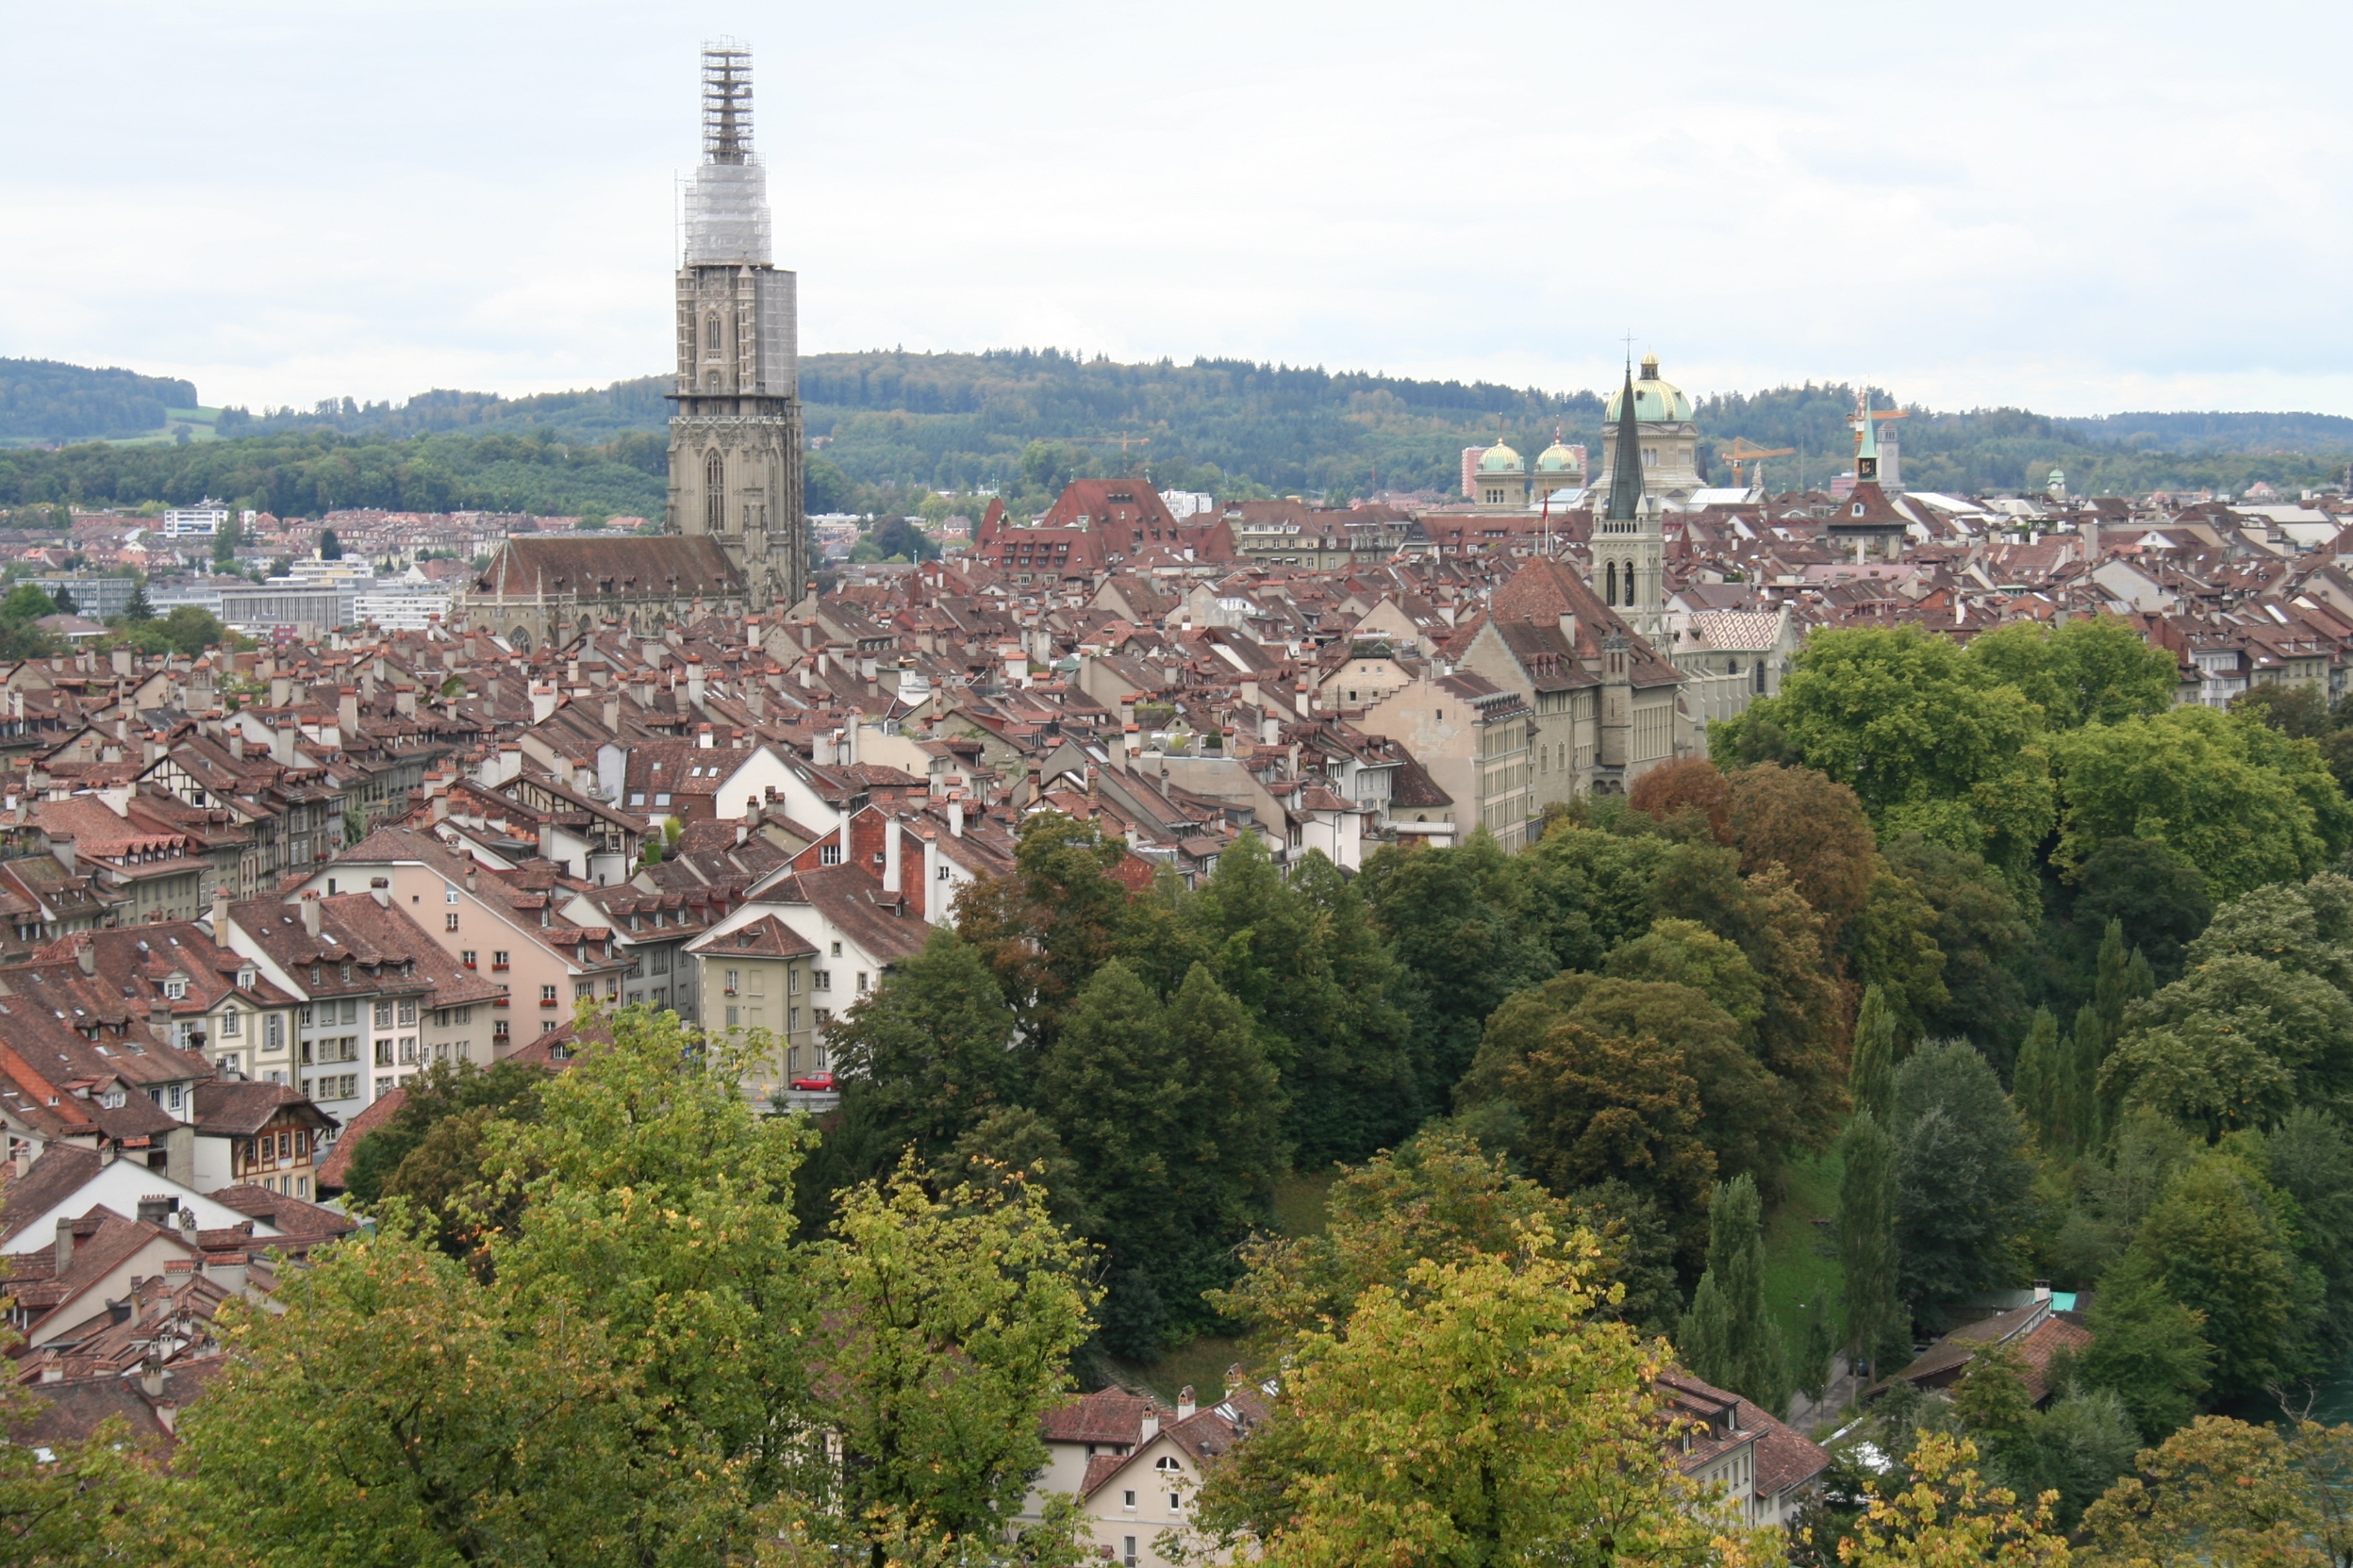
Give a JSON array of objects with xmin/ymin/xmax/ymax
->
[
  {"xmin": 4, "ymin": 349, "xmax": 2351, "ymax": 517},
  {"xmin": 0, "ymin": 357, "xmax": 198, "ymax": 440}
]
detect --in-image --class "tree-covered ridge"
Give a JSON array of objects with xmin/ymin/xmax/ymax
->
[
  {"xmin": 0, "ymin": 426, "xmax": 668, "ymax": 519},
  {"xmin": 0, "ymin": 357, "xmax": 198, "ymax": 440},
  {"xmin": 13, "ymin": 349, "xmax": 2351, "ymax": 517}
]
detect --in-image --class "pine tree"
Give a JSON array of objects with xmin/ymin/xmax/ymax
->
[
  {"xmin": 1850, "ymin": 982, "xmax": 1897, "ymax": 1124},
  {"xmin": 2013, "ymin": 1007, "xmax": 2063, "ymax": 1151},
  {"xmin": 122, "ymin": 580, "xmax": 154, "ymax": 622},
  {"xmin": 2125, "ymin": 946, "xmax": 2156, "ymax": 1007},
  {"xmin": 1678, "ymin": 1173, "xmax": 1790, "ymax": 1414},
  {"xmin": 1838, "ymin": 1110, "xmax": 1901, "ymax": 1384}
]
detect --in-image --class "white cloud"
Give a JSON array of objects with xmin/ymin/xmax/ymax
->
[{"xmin": 1, "ymin": 0, "xmax": 2345, "ymax": 416}]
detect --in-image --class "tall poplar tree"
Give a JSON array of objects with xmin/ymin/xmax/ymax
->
[
  {"xmin": 1840, "ymin": 1109, "xmax": 1901, "ymax": 1382},
  {"xmin": 1850, "ymin": 982, "xmax": 1898, "ymax": 1125},
  {"xmin": 1677, "ymin": 1173, "xmax": 1791, "ymax": 1413},
  {"xmin": 2013, "ymin": 1007, "xmax": 2064, "ymax": 1152}
]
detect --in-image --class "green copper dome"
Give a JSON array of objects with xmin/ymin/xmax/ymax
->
[
  {"xmin": 1602, "ymin": 353, "xmax": 1693, "ymax": 422},
  {"xmin": 1478, "ymin": 440, "xmax": 1525, "ymax": 473},
  {"xmin": 1535, "ymin": 441, "xmax": 1581, "ymax": 473}
]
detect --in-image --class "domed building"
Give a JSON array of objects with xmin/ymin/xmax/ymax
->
[
  {"xmin": 1591, "ymin": 354, "xmax": 1703, "ymax": 505},
  {"xmin": 1534, "ymin": 437, "xmax": 1586, "ymax": 498},
  {"xmin": 1472, "ymin": 439, "xmax": 1531, "ymax": 511}
]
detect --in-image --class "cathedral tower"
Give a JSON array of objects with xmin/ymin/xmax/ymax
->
[
  {"xmin": 1590, "ymin": 361, "xmax": 1665, "ymax": 643},
  {"xmin": 666, "ymin": 42, "xmax": 806, "ymax": 611}
]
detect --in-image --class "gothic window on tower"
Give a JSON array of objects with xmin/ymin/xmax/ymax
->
[
  {"xmin": 705, "ymin": 371, "xmax": 720, "ymax": 391},
  {"xmin": 705, "ymin": 312, "xmax": 722, "ymax": 352},
  {"xmin": 704, "ymin": 452, "xmax": 725, "ymax": 532},
  {"xmin": 1605, "ymin": 562, "xmax": 1617, "ymax": 602}
]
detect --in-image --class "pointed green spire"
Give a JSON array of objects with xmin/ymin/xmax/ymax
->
[{"xmin": 1605, "ymin": 359, "xmax": 1645, "ymax": 522}]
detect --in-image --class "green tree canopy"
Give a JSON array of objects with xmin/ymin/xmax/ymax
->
[
  {"xmin": 1711, "ymin": 624, "xmax": 2056, "ymax": 883},
  {"xmin": 2052, "ymin": 705, "xmax": 2353, "ymax": 901},
  {"xmin": 1892, "ymin": 1040, "xmax": 2036, "ymax": 1306}
]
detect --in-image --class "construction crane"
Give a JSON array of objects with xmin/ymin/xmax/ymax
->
[{"xmin": 1718, "ymin": 437, "xmax": 1795, "ymax": 487}]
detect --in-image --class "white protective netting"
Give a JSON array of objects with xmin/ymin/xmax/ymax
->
[{"xmin": 683, "ymin": 161, "xmax": 771, "ymax": 267}]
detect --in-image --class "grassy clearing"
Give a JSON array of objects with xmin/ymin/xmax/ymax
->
[{"xmin": 1761, "ymin": 1145, "xmax": 1845, "ymax": 1359}]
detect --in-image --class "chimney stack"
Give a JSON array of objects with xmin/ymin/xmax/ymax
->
[
  {"xmin": 1177, "ymin": 1386, "xmax": 1197, "ymax": 1422},
  {"xmin": 54, "ymin": 1217, "xmax": 74, "ymax": 1272},
  {"xmin": 301, "ymin": 894, "xmax": 322, "ymax": 936},
  {"xmin": 212, "ymin": 887, "xmax": 230, "ymax": 947},
  {"xmin": 339, "ymin": 686, "xmax": 359, "ymax": 735},
  {"xmin": 948, "ymin": 791, "xmax": 965, "ymax": 838},
  {"xmin": 883, "ymin": 815, "xmax": 903, "ymax": 895}
]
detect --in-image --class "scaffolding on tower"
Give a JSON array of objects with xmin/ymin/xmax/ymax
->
[{"xmin": 683, "ymin": 40, "xmax": 771, "ymax": 267}]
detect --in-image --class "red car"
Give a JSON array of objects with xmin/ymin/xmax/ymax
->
[{"xmin": 789, "ymin": 1072, "xmax": 837, "ymax": 1093}]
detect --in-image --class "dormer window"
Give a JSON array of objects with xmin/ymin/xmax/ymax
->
[
  {"xmin": 1852, "ymin": 503, "xmax": 1865, "ymax": 517},
  {"xmin": 238, "ymin": 968, "xmax": 256, "ymax": 991},
  {"xmin": 162, "ymin": 978, "xmax": 187, "ymax": 1000}
]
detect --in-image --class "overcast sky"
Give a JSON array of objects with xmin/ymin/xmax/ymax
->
[{"xmin": 4, "ymin": 0, "xmax": 2347, "ymax": 418}]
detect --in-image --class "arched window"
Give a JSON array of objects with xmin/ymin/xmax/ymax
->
[
  {"xmin": 1624, "ymin": 569, "xmax": 1636, "ymax": 607},
  {"xmin": 704, "ymin": 312, "xmax": 722, "ymax": 352},
  {"xmin": 1605, "ymin": 561, "xmax": 1617, "ymax": 602},
  {"xmin": 704, "ymin": 451, "xmax": 725, "ymax": 532}
]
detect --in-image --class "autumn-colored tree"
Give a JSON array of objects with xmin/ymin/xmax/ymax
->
[
  {"xmin": 1631, "ymin": 754, "xmax": 1733, "ymax": 842},
  {"xmin": 1503, "ymin": 1018, "xmax": 1718, "ymax": 1254},
  {"xmin": 1837, "ymin": 1432, "xmax": 2069, "ymax": 1568},
  {"xmin": 1189, "ymin": 1231, "xmax": 1785, "ymax": 1568},
  {"xmin": 2080, "ymin": 1415, "xmax": 2353, "ymax": 1568},
  {"xmin": 1728, "ymin": 762, "xmax": 1879, "ymax": 931}
]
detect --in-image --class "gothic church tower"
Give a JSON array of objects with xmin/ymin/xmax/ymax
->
[
  {"xmin": 666, "ymin": 43, "xmax": 806, "ymax": 610},
  {"xmin": 1590, "ymin": 361, "xmax": 1666, "ymax": 645}
]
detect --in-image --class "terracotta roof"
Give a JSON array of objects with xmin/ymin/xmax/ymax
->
[{"xmin": 315, "ymin": 1085, "xmax": 405, "ymax": 1190}]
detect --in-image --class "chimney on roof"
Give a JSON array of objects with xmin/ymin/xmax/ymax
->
[
  {"xmin": 1085, "ymin": 765, "xmax": 1099, "ymax": 808},
  {"xmin": 54, "ymin": 1216, "xmax": 74, "ymax": 1272},
  {"xmin": 686, "ymin": 655, "xmax": 705, "ymax": 707},
  {"xmin": 148, "ymin": 998, "xmax": 171, "ymax": 1037},
  {"xmin": 75, "ymin": 938, "xmax": 93, "ymax": 976},
  {"xmin": 883, "ymin": 814, "xmax": 902, "ymax": 895},
  {"xmin": 919, "ymin": 826, "xmax": 941, "ymax": 917},
  {"xmin": 140, "ymin": 1350, "xmax": 168, "ymax": 1406},
  {"xmin": 843, "ymin": 722, "xmax": 859, "ymax": 766},
  {"xmin": 1177, "ymin": 1386, "xmax": 1196, "ymax": 1421},
  {"xmin": 137, "ymin": 1195, "xmax": 174, "ymax": 1227},
  {"xmin": 211, "ymin": 887, "xmax": 230, "ymax": 947},
  {"xmin": 948, "ymin": 790, "xmax": 965, "ymax": 838},
  {"xmin": 270, "ymin": 718, "xmax": 295, "ymax": 767},
  {"xmin": 603, "ymin": 692, "xmax": 621, "ymax": 734},
  {"xmin": 814, "ymin": 729, "xmax": 837, "ymax": 767},
  {"xmin": 339, "ymin": 686, "xmax": 359, "ymax": 734},
  {"xmin": 51, "ymin": 834, "xmax": 75, "ymax": 873},
  {"xmin": 301, "ymin": 894, "xmax": 322, "ymax": 936},
  {"xmin": 1139, "ymin": 1410, "xmax": 1159, "ymax": 1441},
  {"xmin": 697, "ymin": 722, "xmax": 714, "ymax": 751}
]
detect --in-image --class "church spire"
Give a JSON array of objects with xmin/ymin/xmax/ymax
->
[{"xmin": 1605, "ymin": 360, "xmax": 1645, "ymax": 522}]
